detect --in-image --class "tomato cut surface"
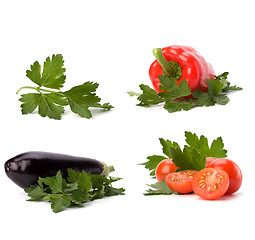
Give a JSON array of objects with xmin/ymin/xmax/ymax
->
[
  {"xmin": 165, "ymin": 170, "xmax": 197, "ymax": 194},
  {"xmin": 192, "ymin": 168, "xmax": 229, "ymax": 200},
  {"xmin": 155, "ymin": 159, "xmax": 178, "ymax": 182},
  {"xmin": 208, "ymin": 159, "xmax": 242, "ymax": 194}
]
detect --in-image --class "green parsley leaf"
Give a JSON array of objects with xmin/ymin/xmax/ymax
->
[
  {"xmin": 19, "ymin": 92, "xmax": 68, "ymax": 120},
  {"xmin": 63, "ymin": 82, "xmax": 113, "ymax": 119},
  {"xmin": 192, "ymin": 79, "xmax": 230, "ymax": 106},
  {"xmin": 216, "ymin": 72, "xmax": 230, "ymax": 88},
  {"xmin": 208, "ymin": 78, "xmax": 224, "ymax": 95},
  {"xmin": 37, "ymin": 93, "xmax": 66, "ymax": 120},
  {"xmin": 136, "ymin": 84, "xmax": 164, "ymax": 107},
  {"xmin": 71, "ymin": 189, "xmax": 90, "ymax": 204},
  {"xmin": 104, "ymin": 185, "xmax": 125, "ymax": 197},
  {"xmin": 191, "ymin": 89, "xmax": 215, "ymax": 106},
  {"xmin": 209, "ymin": 137, "xmax": 228, "ymax": 158},
  {"xmin": 24, "ymin": 169, "xmax": 125, "ymax": 213},
  {"xmin": 67, "ymin": 168, "xmax": 79, "ymax": 183},
  {"xmin": 19, "ymin": 93, "xmax": 41, "ymax": 114},
  {"xmin": 39, "ymin": 171, "xmax": 63, "ymax": 194},
  {"xmin": 64, "ymin": 81, "xmax": 99, "ymax": 95},
  {"xmin": 77, "ymin": 171, "xmax": 92, "ymax": 192},
  {"xmin": 170, "ymin": 145, "xmax": 206, "ymax": 171},
  {"xmin": 144, "ymin": 180, "xmax": 177, "ymax": 195},
  {"xmin": 184, "ymin": 131, "xmax": 227, "ymax": 158},
  {"xmin": 158, "ymin": 76, "xmax": 191, "ymax": 99},
  {"xmin": 142, "ymin": 132, "xmax": 227, "ymax": 173},
  {"xmin": 139, "ymin": 138, "xmax": 180, "ymax": 177},
  {"xmin": 51, "ymin": 193, "xmax": 71, "ymax": 213},
  {"xmin": 185, "ymin": 131, "xmax": 210, "ymax": 155},
  {"xmin": 129, "ymin": 72, "xmax": 242, "ymax": 113},
  {"xmin": 40, "ymin": 54, "xmax": 66, "ymax": 89},
  {"xmin": 139, "ymin": 155, "xmax": 166, "ymax": 177},
  {"xmin": 24, "ymin": 185, "xmax": 46, "ymax": 200},
  {"xmin": 17, "ymin": 54, "xmax": 113, "ymax": 119},
  {"xmin": 164, "ymin": 100, "xmax": 193, "ymax": 113},
  {"xmin": 26, "ymin": 61, "xmax": 42, "ymax": 86},
  {"xmin": 216, "ymin": 72, "xmax": 243, "ymax": 92},
  {"xmin": 159, "ymin": 138, "xmax": 180, "ymax": 158},
  {"xmin": 26, "ymin": 54, "xmax": 66, "ymax": 90}
]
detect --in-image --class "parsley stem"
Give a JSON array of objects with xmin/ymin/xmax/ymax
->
[
  {"xmin": 16, "ymin": 86, "xmax": 38, "ymax": 94},
  {"xmin": 153, "ymin": 48, "xmax": 176, "ymax": 77},
  {"xmin": 16, "ymin": 86, "xmax": 64, "ymax": 96}
]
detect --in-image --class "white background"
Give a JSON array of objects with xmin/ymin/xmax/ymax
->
[{"xmin": 0, "ymin": 0, "xmax": 254, "ymax": 239}]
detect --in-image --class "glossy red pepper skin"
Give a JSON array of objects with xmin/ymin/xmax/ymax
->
[{"xmin": 149, "ymin": 45, "xmax": 216, "ymax": 93}]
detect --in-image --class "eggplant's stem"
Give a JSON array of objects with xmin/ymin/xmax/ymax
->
[{"xmin": 101, "ymin": 162, "xmax": 115, "ymax": 176}]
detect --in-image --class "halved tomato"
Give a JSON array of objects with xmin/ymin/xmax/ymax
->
[
  {"xmin": 192, "ymin": 168, "xmax": 229, "ymax": 200},
  {"xmin": 155, "ymin": 158, "xmax": 178, "ymax": 182},
  {"xmin": 165, "ymin": 170, "xmax": 197, "ymax": 194}
]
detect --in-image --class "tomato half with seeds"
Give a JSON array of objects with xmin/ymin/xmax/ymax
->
[
  {"xmin": 165, "ymin": 170, "xmax": 197, "ymax": 194},
  {"xmin": 155, "ymin": 158, "xmax": 178, "ymax": 182},
  {"xmin": 192, "ymin": 168, "xmax": 229, "ymax": 200},
  {"xmin": 208, "ymin": 159, "xmax": 242, "ymax": 194}
]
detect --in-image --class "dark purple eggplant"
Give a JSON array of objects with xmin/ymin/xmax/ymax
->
[{"xmin": 4, "ymin": 151, "xmax": 114, "ymax": 189}]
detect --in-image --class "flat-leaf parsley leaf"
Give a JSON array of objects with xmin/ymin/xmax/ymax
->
[
  {"xmin": 25, "ymin": 169, "xmax": 125, "ymax": 213},
  {"xmin": 17, "ymin": 54, "xmax": 113, "ymax": 119},
  {"xmin": 128, "ymin": 72, "xmax": 242, "ymax": 113}
]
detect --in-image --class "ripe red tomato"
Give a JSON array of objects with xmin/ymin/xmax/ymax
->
[
  {"xmin": 165, "ymin": 170, "xmax": 197, "ymax": 194},
  {"xmin": 155, "ymin": 159, "xmax": 178, "ymax": 182},
  {"xmin": 205, "ymin": 157, "xmax": 217, "ymax": 167},
  {"xmin": 208, "ymin": 159, "xmax": 242, "ymax": 194},
  {"xmin": 192, "ymin": 168, "xmax": 229, "ymax": 200}
]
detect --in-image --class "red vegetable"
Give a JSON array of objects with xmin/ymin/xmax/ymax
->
[
  {"xmin": 155, "ymin": 159, "xmax": 178, "ymax": 182},
  {"xmin": 165, "ymin": 170, "xmax": 197, "ymax": 194},
  {"xmin": 208, "ymin": 159, "xmax": 242, "ymax": 194},
  {"xmin": 192, "ymin": 168, "xmax": 229, "ymax": 200},
  {"xmin": 205, "ymin": 157, "xmax": 217, "ymax": 167},
  {"xmin": 149, "ymin": 46, "xmax": 216, "ymax": 93}
]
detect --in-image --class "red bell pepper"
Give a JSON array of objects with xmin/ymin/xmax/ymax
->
[{"xmin": 149, "ymin": 45, "xmax": 216, "ymax": 93}]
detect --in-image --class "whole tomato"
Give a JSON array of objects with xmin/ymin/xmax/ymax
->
[
  {"xmin": 205, "ymin": 157, "xmax": 217, "ymax": 167},
  {"xmin": 155, "ymin": 159, "xmax": 178, "ymax": 182},
  {"xmin": 208, "ymin": 158, "xmax": 242, "ymax": 194}
]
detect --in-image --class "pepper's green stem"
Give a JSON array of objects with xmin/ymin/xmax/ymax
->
[
  {"xmin": 153, "ymin": 48, "xmax": 176, "ymax": 77},
  {"xmin": 100, "ymin": 161, "xmax": 115, "ymax": 177}
]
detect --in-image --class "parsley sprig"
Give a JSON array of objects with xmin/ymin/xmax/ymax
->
[
  {"xmin": 128, "ymin": 72, "xmax": 242, "ymax": 113},
  {"xmin": 25, "ymin": 169, "xmax": 125, "ymax": 213},
  {"xmin": 141, "ymin": 131, "xmax": 228, "ymax": 195},
  {"xmin": 144, "ymin": 180, "xmax": 178, "ymax": 196},
  {"xmin": 16, "ymin": 54, "xmax": 113, "ymax": 120}
]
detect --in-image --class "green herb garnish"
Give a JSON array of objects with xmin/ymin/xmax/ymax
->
[
  {"xmin": 144, "ymin": 180, "xmax": 178, "ymax": 196},
  {"xmin": 25, "ymin": 169, "xmax": 125, "ymax": 213},
  {"xmin": 16, "ymin": 54, "xmax": 113, "ymax": 120},
  {"xmin": 128, "ymin": 72, "xmax": 242, "ymax": 113}
]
